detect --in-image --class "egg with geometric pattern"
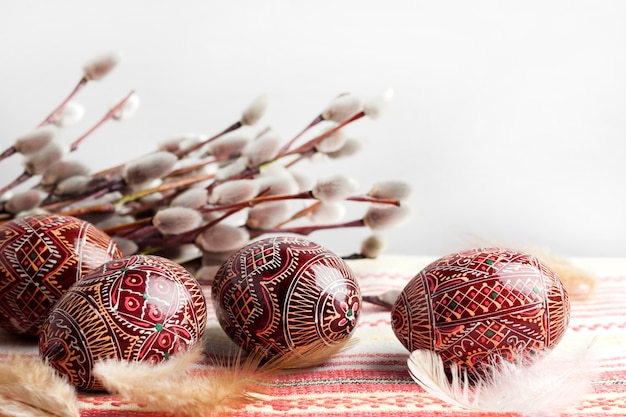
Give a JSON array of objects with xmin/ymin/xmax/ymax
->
[
  {"xmin": 391, "ymin": 247, "xmax": 570, "ymax": 378},
  {"xmin": 212, "ymin": 236, "xmax": 361, "ymax": 364},
  {"xmin": 39, "ymin": 254, "xmax": 207, "ymax": 391},
  {"xmin": 0, "ymin": 213, "xmax": 121, "ymax": 336}
]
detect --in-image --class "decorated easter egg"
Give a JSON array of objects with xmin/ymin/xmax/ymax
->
[
  {"xmin": 212, "ymin": 236, "xmax": 361, "ymax": 361},
  {"xmin": 0, "ymin": 213, "xmax": 121, "ymax": 336},
  {"xmin": 39, "ymin": 254, "xmax": 207, "ymax": 391},
  {"xmin": 391, "ymin": 247, "xmax": 570, "ymax": 377}
]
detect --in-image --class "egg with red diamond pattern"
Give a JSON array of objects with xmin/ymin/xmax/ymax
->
[
  {"xmin": 391, "ymin": 247, "xmax": 570, "ymax": 378},
  {"xmin": 39, "ymin": 254, "xmax": 207, "ymax": 391},
  {"xmin": 212, "ymin": 236, "xmax": 361, "ymax": 363},
  {"xmin": 0, "ymin": 213, "xmax": 121, "ymax": 336}
]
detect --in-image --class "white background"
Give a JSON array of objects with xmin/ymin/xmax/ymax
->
[{"xmin": 1, "ymin": 1, "xmax": 625, "ymax": 258}]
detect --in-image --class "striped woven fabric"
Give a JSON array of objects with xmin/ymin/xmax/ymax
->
[{"xmin": 1, "ymin": 255, "xmax": 625, "ymax": 416}]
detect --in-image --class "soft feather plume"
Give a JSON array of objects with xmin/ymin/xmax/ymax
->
[
  {"xmin": 407, "ymin": 340, "xmax": 597, "ymax": 417},
  {"xmin": 94, "ymin": 338, "xmax": 355, "ymax": 416},
  {"xmin": 0, "ymin": 353, "xmax": 79, "ymax": 417}
]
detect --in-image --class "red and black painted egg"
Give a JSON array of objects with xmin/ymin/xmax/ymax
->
[
  {"xmin": 391, "ymin": 247, "xmax": 570, "ymax": 377},
  {"xmin": 0, "ymin": 214, "xmax": 121, "ymax": 336},
  {"xmin": 39, "ymin": 254, "xmax": 207, "ymax": 391},
  {"xmin": 212, "ymin": 236, "xmax": 361, "ymax": 362}
]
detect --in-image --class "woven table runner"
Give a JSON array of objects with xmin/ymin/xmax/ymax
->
[{"xmin": 1, "ymin": 255, "xmax": 625, "ymax": 416}]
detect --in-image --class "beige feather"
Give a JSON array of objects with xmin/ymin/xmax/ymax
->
[
  {"xmin": 0, "ymin": 353, "xmax": 79, "ymax": 417},
  {"xmin": 94, "ymin": 339, "xmax": 355, "ymax": 416},
  {"xmin": 407, "ymin": 340, "xmax": 597, "ymax": 417}
]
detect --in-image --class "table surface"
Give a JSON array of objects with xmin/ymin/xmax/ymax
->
[{"xmin": 1, "ymin": 255, "xmax": 625, "ymax": 416}]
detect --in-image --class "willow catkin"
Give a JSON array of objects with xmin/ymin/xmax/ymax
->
[
  {"xmin": 41, "ymin": 160, "xmax": 90, "ymax": 186},
  {"xmin": 308, "ymin": 201, "xmax": 346, "ymax": 225},
  {"xmin": 153, "ymin": 207, "xmax": 203, "ymax": 235},
  {"xmin": 123, "ymin": 151, "xmax": 177, "ymax": 186},
  {"xmin": 246, "ymin": 201, "xmax": 292, "ymax": 229},
  {"xmin": 363, "ymin": 205, "xmax": 412, "ymax": 231},
  {"xmin": 315, "ymin": 127, "xmax": 348, "ymax": 153},
  {"xmin": 208, "ymin": 132, "xmax": 251, "ymax": 159},
  {"xmin": 363, "ymin": 88, "xmax": 393, "ymax": 120},
  {"xmin": 360, "ymin": 234, "xmax": 387, "ymax": 259},
  {"xmin": 243, "ymin": 130, "xmax": 281, "ymax": 168},
  {"xmin": 13, "ymin": 126, "xmax": 56, "ymax": 155},
  {"xmin": 240, "ymin": 93, "xmax": 268, "ymax": 126},
  {"xmin": 83, "ymin": 51, "xmax": 120, "ymax": 81},
  {"xmin": 4, "ymin": 190, "xmax": 44, "ymax": 214},
  {"xmin": 24, "ymin": 141, "xmax": 65, "ymax": 175},
  {"xmin": 368, "ymin": 180, "xmax": 412, "ymax": 201},
  {"xmin": 326, "ymin": 138, "xmax": 364, "ymax": 160},
  {"xmin": 209, "ymin": 180, "xmax": 260, "ymax": 205},
  {"xmin": 321, "ymin": 93, "xmax": 363, "ymax": 123},
  {"xmin": 54, "ymin": 175, "xmax": 91, "ymax": 196},
  {"xmin": 311, "ymin": 175, "xmax": 359, "ymax": 202},
  {"xmin": 53, "ymin": 102, "xmax": 85, "ymax": 127},
  {"xmin": 171, "ymin": 188, "xmax": 209, "ymax": 209},
  {"xmin": 195, "ymin": 224, "xmax": 250, "ymax": 253},
  {"xmin": 112, "ymin": 236, "xmax": 139, "ymax": 256}
]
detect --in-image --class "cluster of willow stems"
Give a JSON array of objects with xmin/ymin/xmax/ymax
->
[{"xmin": 0, "ymin": 52, "xmax": 411, "ymax": 281}]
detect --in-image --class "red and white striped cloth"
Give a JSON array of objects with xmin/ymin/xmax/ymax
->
[{"xmin": 1, "ymin": 255, "xmax": 625, "ymax": 416}]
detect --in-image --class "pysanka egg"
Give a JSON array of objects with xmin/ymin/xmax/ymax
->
[
  {"xmin": 212, "ymin": 236, "xmax": 361, "ymax": 361},
  {"xmin": 39, "ymin": 254, "xmax": 207, "ymax": 391},
  {"xmin": 391, "ymin": 247, "xmax": 570, "ymax": 377},
  {"xmin": 0, "ymin": 214, "xmax": 121, "ymax": 336}
]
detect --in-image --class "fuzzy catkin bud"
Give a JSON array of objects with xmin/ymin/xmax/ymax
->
[
  {"xmin": 369, "ymin": 181, "xmax": 412, "ymax": 201},
  {"xmin": 54, "ymin": 175, "xmax": 91, "ymax": 196},
  {"xmin": 208, "ymin": 132, "xmax": 251, "ymax": 159},
  {"xmin": 215, "ymin": 156, "xmax": 248, "ymax": 180},
  {"xmin": 256, "ymin": 175, "xmax": 299, "ymax": 196},
  {"xmin": 123, "ymin": 151, "xmax": 177, "ymax": 186},
  {"xmin": 246, "ymin": 201, "xmax": 292, "ymax": 229},
  {"xmin": 360, "ymin": 234, "xmax": 387, "ymax": 258},
  {"xmin": 312, "ymin": 175, "xmax": 360, "ymax": 202},
  {"xmin": 195, "ymin": 223, "xmax": 250, "ymax": 253},
  {"xmin": 53, "ymin": 102, "xmax": 85, "ymax": 127},
  {"xmin": 243, "ymin": 129, "xmax": 281, "ymax": 168},
  {"xmin": 13, "ymin": 126, "xmax": 56, "ymax": 155},
  {"xmin": 363, "ymin": 88, "xmax": 394, "ymax": 120},
  {"xmin": 41, "ymin": 160, "xmax": 90, "ymax": 186},
  {"xmin": 321, "ymin": 93, "xmax": 364, "ymax": 123},
  {"xmin": 292, "ymin": 172, "xmax": 315, "ymax": 193},
  {"xmin": 112, "ymin": 93, "xmax": 140, "ymax": 121},
  {"xmin": 363, "ymin": 205, "xmax": 411, "ymax": 231},
  {"xmin": 96, "ymin": 215, "xmax": 136, "ymax": 231},
  {"xmin": 4, "ymin": 190, "xmax": 44, "ymax": 214},
  {"xmin": 308, "ymin": 201, "xmax": 346, "ymax": 224},
  {"xmin": 158, "ymin": 135, "xmax": 195, "ymax": 153},
  {"xmin": 241, "ymin": 94, "xmax": 268, "ymax": 126},
  {"xmin": 153, "ymin": 207, "xmax": 203, "ymax": 235},
  {"xmin": 83, "ymin": 52, "xmax": 120, "ymax": 81},
  {"xmin": 315, "ymin": 128, "xmax": 348, "ymax": 153},
  {"xmin": 209, "ymin": 179, "xmax": 260, "ymax": 205},
  {"xmin": 112, "ymin": 236, "xmax": 138, "ymax": 256},
  {"xmin": 171, "ymin": 188, "xmax": 208, "ymax": 209},
  {"xmin": 24, "ymin": 141, "xmax": 65, "ymax": 175},
  {"xmin": 326, "ymin": 138, "xmax": 364, "ymax": 159}
]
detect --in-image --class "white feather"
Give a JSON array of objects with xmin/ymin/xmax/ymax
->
[{"xmin": 407, "ymin": 339, "xmax": 597, "ymax": 417}]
